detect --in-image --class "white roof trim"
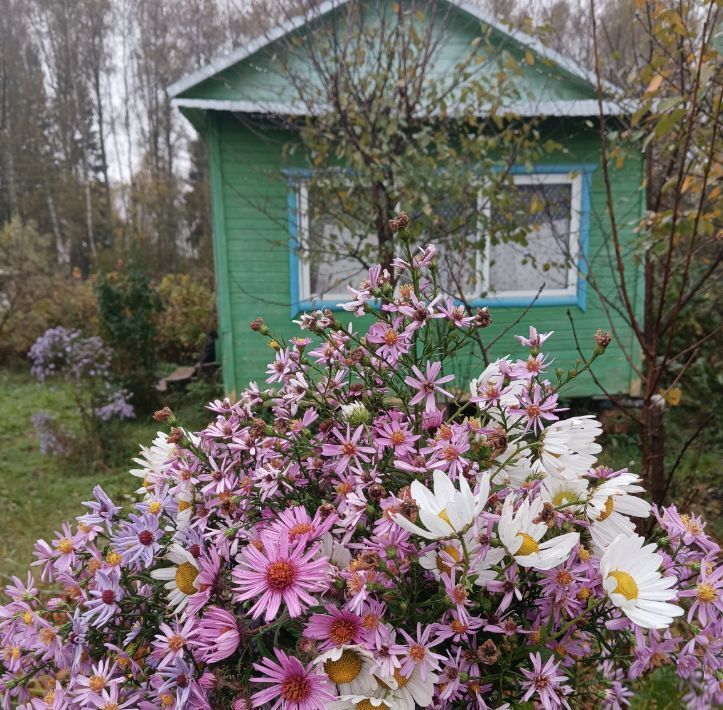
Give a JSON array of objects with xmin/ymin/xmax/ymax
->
[
  {"xmin": 172, "ymin": 96, "xmax": 631, "ymax": 117},
  {"xmin": 167, "ymin": 0, "xmax": 618, "ymax": 100}
]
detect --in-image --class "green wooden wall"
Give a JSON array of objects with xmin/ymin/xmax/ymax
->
[{"xmin": 203, "ymin": 110, "xmax": 643, "ymax": 399}]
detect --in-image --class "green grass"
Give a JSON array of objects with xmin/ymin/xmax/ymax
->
[{"xmin": 0, "ymin": 369, "xmax": 218, "ymax": 585}]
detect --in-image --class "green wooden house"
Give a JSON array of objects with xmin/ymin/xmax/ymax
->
[{"xmin": 168, "ymin": 0, "xmax": 643, "ymax": 398}]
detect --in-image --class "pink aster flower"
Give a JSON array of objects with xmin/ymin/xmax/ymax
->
[
  {"xmin": 190, "ymin": 607, "xmax": 241, "ymax": 663},
  {"xmin": 232, "ymin": 532, "xmax": 328, "ymax": 622},
  {"xmin": 516, "ymin": 325, "xmax": 553, "ymax": 349},
  {"xmin": 374, "ymin": 411, "xmax": 420, "ymax": 457},
  {"xmin": 305, "ymin": 606, "xmax": 363, "ymax": 650},
  {"xmin": 366, "ymin": 317, "xmax": 412, "ymax": 363},
  {"xmin": 437, "ymin": 298, "xmax": 474, "ymax": 328},
  {"xmin": 110, "ymin": 512, "xmax": 163, "ymax": 569},
  {"xmin": 398, "ymin": 622, "xmax": 445, "ymax": 681},
  {"xmin": 510, "ymin": 384, "xmax": 561, "ymax": 433},
  {"xmin": 251, "ymin": 648, "xmax": 335, "ymax": 709},
  {"xmin": 404, "ymin": 361, "xmax": 455, "ymax": 413},
  {"xmin": 509, "ymin": 353, "xmax": 551, "ymax": 380},
  {"xmin": 321, "ymin": 425, "xmax": 375, "ymax": 474},
  {"xmin": 678, "ymin": 561, "xmax": 723, "ymax": 627},
  {"xmin": 151, "ymin": 617, "xmax": 198, "ymax": 670},
  {"xmin": 83, "ymin": 570, "xmax": 124, "ymax": 628},
  {"xmin": 520, "ymin": 652, "xmax": 572, "ymax": 709}
]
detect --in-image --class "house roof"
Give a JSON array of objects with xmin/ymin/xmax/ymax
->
[{"xmin": 168, "ymin": 0, "xmax": 622, "ymax": 116}]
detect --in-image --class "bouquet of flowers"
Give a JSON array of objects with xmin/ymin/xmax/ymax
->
[{"xmin": 1, "ymin": 222, "xmax": 721, "ymax": 709}]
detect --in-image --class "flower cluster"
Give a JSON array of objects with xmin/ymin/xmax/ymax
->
[
  {"xmin": 1, "ymin": 236, "xmax": 720, "ymax": 709},
  {"xmin": 28, "ymin": 326, "xmax": 134, "ymax": 443}
]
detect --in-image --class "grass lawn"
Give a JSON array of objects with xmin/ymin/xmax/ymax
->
[{"xmin": 0, "ymin": 369, "xmax": 216, "ymax": 585}]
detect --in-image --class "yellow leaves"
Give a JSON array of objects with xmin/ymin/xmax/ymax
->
[
  {"xmin": 645, "ymin": 74, "xmax": 663, "ymax": 96},
  {"xmin": 524, "ymin": 49, "xmax": 535, "ymax": 65},
  {"xmin": 529, "ymin": 194, "xmax": 543, "ymax": 214},
  {"xmin": 659, "ymin": 387, "xmax": 682, "ymax": 407}
]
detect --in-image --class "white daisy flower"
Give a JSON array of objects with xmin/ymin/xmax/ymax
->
[
  {"xmin": 600, "ymin": 534, "xmax": 683, "ymax": 629},
  {"xmin": 493, "ymin": 450, "xmax": 546, "ymax": 488},
  {"xmin": 498, "ymin": 495, "xmax": 579, "ymax": 570},
  {"xmin": 418, "ymin": 531, "xmax": 481, "ymax": 580},
  {"xmin": 587, "ymin": 472, "xmax": 651, "ymax": 551},
  {"xmin": 391, "ymin": 471, "xmax": 489, "ymax": 540},
  {"xmin": 540, "ymin": 477, "xmax": 589, "ymax": 514},
  {"xmin": 328, "ymin": 694, "xmax": 399, "ymax": 710},
  {"xmin": 469, "ymin": 358, "xmax": 524, "ymax": 410},
  {"xmin": 587, "ymin": 472, "xmax": 651, "ymax": 522},
  {"xmin": 149, "ymin": 543, "xmax": 200, "ymax": 614},
  {"xmin": 174, "ymin": 490, "xmax": 194, "ymax": 533},
  {"xmin": 382, "ymin": 664, "xmax": 438, "ymax": 710},
  {"xmin": 589, "ymin": 513, "xmax": 637, "ymax": 553},
  {"xmin": 129, "ymin": 432, "xmax": 176, "ymax": 493},
  {"xmin": 471, "ymin": 546, "xmax": 506, "ymax": 588},
  {"xmin": 315, "ymin": 645, "xmax": 379, "ymax": 696},
  {"xmin": 537, "ymin": 415, "xmax": 602, "ymax": 479}
]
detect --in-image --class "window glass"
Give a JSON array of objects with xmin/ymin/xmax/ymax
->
[
  {"xmin": 488, "ymin": 181, "xmax": 574, "ymax": 295},
  {"xmin": 299, "ymin": 183, "xmax": 376, "ymax": 300}
]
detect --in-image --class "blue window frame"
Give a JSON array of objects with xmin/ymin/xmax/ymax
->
[{"xmin": 286, "ymin": 164, "xmax": 594, "ymax": 317}]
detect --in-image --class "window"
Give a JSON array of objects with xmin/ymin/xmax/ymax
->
[
  {"xmin": 295, "ymin": 182, "xmax": 376, "ymax": 302},
  {"xmin": 483, "ymin": 173, "xmax": 582, "ymax": 301},
  {"xmin": 290, "ymin": 170, "xmax": 585, "ymax": 308}
]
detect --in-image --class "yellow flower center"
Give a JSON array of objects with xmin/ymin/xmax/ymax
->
[
  {"xmin": 356, "ymin": 701, "xmax": 389, "ymax": 710},
  {"xmin": 552, "ymin": 490, "xmax": 578, "ymax": 507},
  {"xmin": 22, "ymin": 611, "xmax": 32, "ymax": 624},
  {"xmin": 578, "ymin": 547, "xmax": 591, "ymax": 561},
  {"xmin": 55, "ymin": 538, "xmax": 74, "ymax": 555},
  {"xmin": 105, "ymin": 551, "xmax": 122, "ymax": 566},
  {"xmin": 608, "ymin": 571, "xmax": 639, "ymax": 600},
  {"xmin": 515, "ymin": 532, "xmax": 539, "ymax": 556},
  {"xmin": 160, "ymin": 694, "xmax": 175, "ymax": 707},
  {"xmin": 178, "ymin": 499, "xmax": 192, "ymax": 512},
  {"xmin": 102, "ymin": 704, "xmax": 121, "ymax": 710},
  {"xmin": 174, "ymin": 562, "xmax": 199, "ymax": 595},
  {"xmin": 88, "ymin": 675, "xmax": 106, "ymax": 693},
  {"xmin": 597, "ymin": 497, "xmax": 615, "ymax": 521},
  {"xmin": 167, "ymin": 634, "xmax": 185, "ymax": 651},
  {"xmin": 149, "ymin": 501, "xmax": 162, "ymax": 515},
  {"xmin": 697, "ymin": 583, "xmax": 717, "ymax": 603},
  {"xmin": 390, "ymin": 430, "xmax": 406, "ymax": 445},
  {"xmin": 680, "ymin": 514, "xmax": 703, "ymax": 535},
  {"xmin": 324, "ymin": 649, "xmax": 363, "ymax": 684},
  {"xmin": 435, "ymin": 545, "xmax": 461, "ymax": 574},
  {"xmin": 44, "ymin": 690, "xmax": 55, "ymax": 706},
  {"xmin": 289, "ymin": 522, "xmax": 313, "ymax": 537},
  {"xmin": 281, "ymin": 675, "xmax": 310, "ymax": 702},
  {"xmin": 328, "ymin": 618, "xmax": 359, "ymax": 646},
  {"xmin": 38, "ymin": 628, "xmax": 56, "ymax": 645},
  {"xmin": 11, "ymin": 646, "xmax": 21, "ymax": 659}
]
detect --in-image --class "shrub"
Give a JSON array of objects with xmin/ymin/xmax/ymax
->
[
  {"xmin": 155, "ymin": 272, "xmax": 216, "ymax": 362},
  {"xmin": 28, "ymin": 326, "xmax": 134, "ymax": 459},
  {"xmin": 0, "ymin": 220, "xmax": 99, "ymax": 364},
  {"xmin": 1, "ymin": 231, "xmax": 720, "ymax": 709},
  {"xmin": 96, "ymin": 264, "xmax": 162, "ymax": 414}
]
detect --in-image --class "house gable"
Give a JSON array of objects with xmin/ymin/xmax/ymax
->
[{"xmin": 169, "ymin": 0, "xmax": 607, "ymax": 115}]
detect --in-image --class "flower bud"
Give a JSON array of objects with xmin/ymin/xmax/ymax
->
[
  {"xmin": 389, "ymin": 211, "xmax": 410, "ymax": 232},
  {"xmin": 249, "ymin": 317, "xmax": 269, "ymax": 335},
  {"xmin": 340, "ymin": 402, "xmax": 370, "ymax": 425},
  {"xmin": 594, "ymin": 328, "xmax": 612, "ymax": 351},
  {"xmin": 153, "ymin": 406, "xmax": 173, "ymax": 422}
]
